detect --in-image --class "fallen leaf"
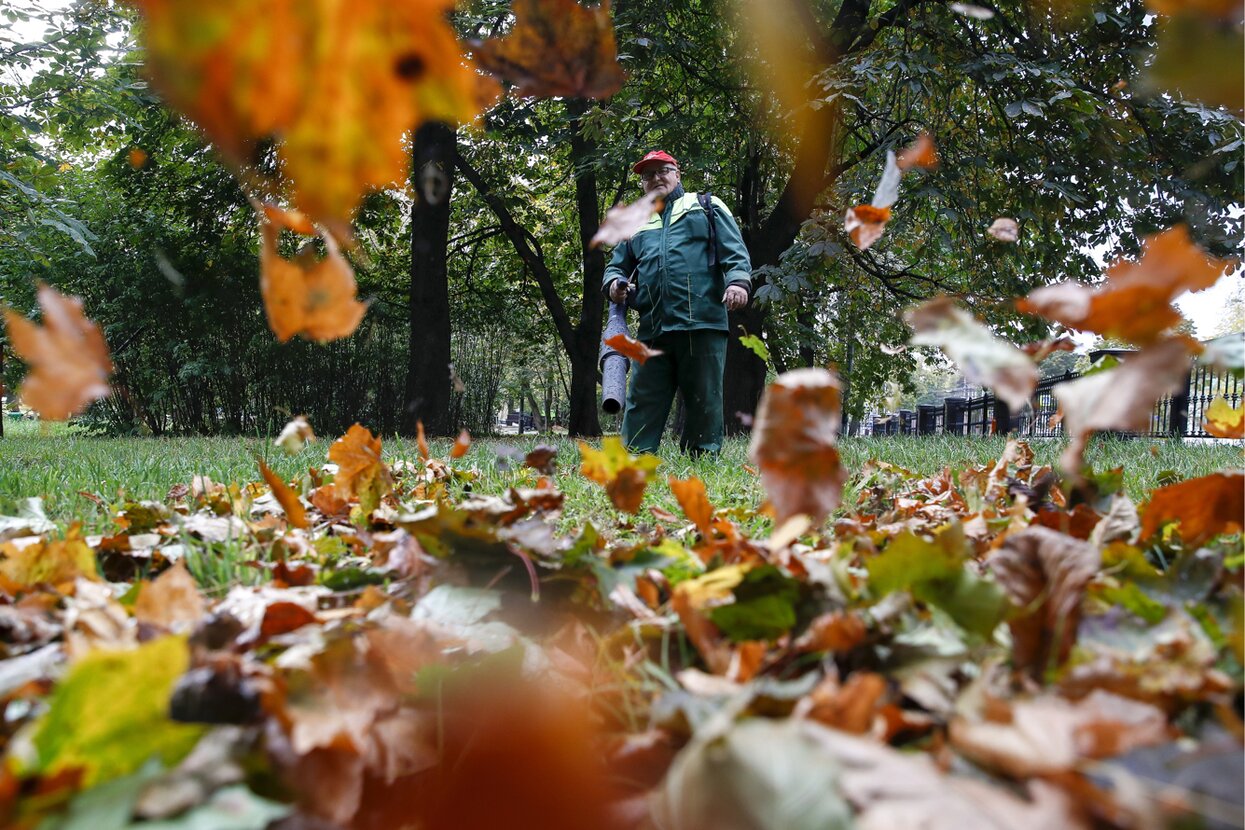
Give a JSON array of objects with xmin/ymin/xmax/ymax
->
[
  {"xmin": 579, "ymin": 437, "xmax": 661, "ymax": 514},
  {"xmin": 260, "ymin": 601, "xmax": 319, "ymax": 639},
  {"xmin": 986, "ymin": 217, "xmax": 1019, "ymax": 242},
  {"xmin": 1053, "ymin": 337, "xmax": 1196, "ymax": 476},
  {"xmin": 2, "ymin": 283, "xmax": 112, "ymax": 420},
  {"xmin": 328, "ymin": 424, "xmax": 392, "ymax": 513},
  {"xmin": 258, "ymin": 211, "xmax": 368, "ymax": 343},
  {"xmin": 259, "ymin": 458, "xmax": 308, "ymax": 529},
  {"xmin": 794, "ymin": 611, "xmax": 868, "ymax": 654},
  {"xmin": 895, "ymin": 132, "xmax": 939, "ymax": 171},
  {"xmin": 988, "ymin": 526, "xmax": 1099, "ymax": 679},
  {"xmin": 133, "ymin": 562, "xmax": 206, "ymax": 631},
  {"xmin": 1203, "ymin": 396, "xmax": 1243, "ymax": 438},
  {"xmin": 748, "ymin": 368, "xmax": 846, "ymax": 525},
  {"xmin": 450, "ymin": 429, "xmax": 471, "ymax": 459},
  {"xmin": 524, "ymin": 445, "xmax": 558, "ymax": 474},
  {"xmin": 274, "ymin": 416, "xmax": 316, "ymax": 455},
  {"xmin": 802, "ymin": 672, "xmax": 889, "ymax": 734},
  {"xmin": 131, "ymin": 0, "xmax": 492, "ymax": 231},
  {"xmin": 469, "ymin": 0, "xmax": 625, "ymax": 99},
  {"xmin": 906, "ymin": 297, "xmax": 1038, "ymax": 412},
  {"xmin": 603, "ymin": 332, "xmax": 664, "ymax": 364},
  {"xmin": 669, "ymin": 476, "xmax": 714, "ymax": 537},
  {"xmin": 590, "ymin": 192, "xmax": 663, "ymax": 248},
  {"xmin": 844, "ymin": 204, "xmax": 892, "ymax": 251},
  {"xmin": 1018, "ymin": 226, "xmax": 1233, "ymax": 345},
  {"xmin": 0, "ymin": 527, "xmax": 99, "ymax": 595},
  {"xmin": 1139, "ymin": 472, "xmax": 1244, "ymax": 547}
]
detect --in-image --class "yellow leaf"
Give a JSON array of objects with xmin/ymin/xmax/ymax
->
[
  {"xmin": 1203, "ymin": 395, "xmax": 1244, "ymax": 439},
  {"xmin": 0, "ymin": 526, "xmax": 98, "ymax": 594},
  {"xmin": 578, "ymin": 437, "xmax": 660, "ymax": 513}
]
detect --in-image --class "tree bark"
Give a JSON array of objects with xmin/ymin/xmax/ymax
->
[
  {"xmin": 402, "ymin": 122, "xmax": 456, "ymax": 437},
  {"xmin": 567, "ymin": 98, "xmax": 605, "ymax": 437}
]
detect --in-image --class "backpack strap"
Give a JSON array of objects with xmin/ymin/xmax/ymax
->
[{"xmin": 698, "ymin": 192, "xmax": 719, "ymax": 269}]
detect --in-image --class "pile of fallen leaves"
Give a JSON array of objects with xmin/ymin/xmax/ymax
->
[{"xmin": 0, "ymin": 390, "xmax": 1240, "ymax": 828}]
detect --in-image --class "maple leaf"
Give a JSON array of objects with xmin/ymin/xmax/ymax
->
[
  {"xmin": 3, "ymin": 283, "xmax": 112, "ymax": 420},
  {"xmin": 748, "ymin": 368, "xmax": 846, "ymax": 525},
  {"xmin": 578, "ymin": 437, "xmax": 661, "ymax": 513},
  {"xmin": 895, "ymin": 132, "xmax": 939, "ymax": 171},
  {"xmin": 1139, "ymin": 472, "xmax": 1244, "ymax": 547},
  {"xmin": 259, "ymin": 458, "xmax": 308, "ymax": 529},
  {"xmin": 1017, "ymin": 226, "xmax": 1233, "ymax": 345},
  {"xmin": 987, "ymin": 217, "xmax": 1019, "ymax": 242},
  {"xmin": 1053, "ymin": 337, "xmax": 1196, "ymax": 476},
  {"xmin": 1203, "ymin": 395, "xmax": 1244, "ymax": 438},
  {"xmin": 603, "ymin": 332, "xmax": 663, "ymax": 364},
  {"xmin": 470, "ymin": 0, "xmax": 626, "ymax": 100},
  {"xmin": 133, "ymin": 561, "xmax": 206, "ymax": 631},
  {"xmin": 328, "ymin": 424, "xmax": 392, "ymax": 513},
  {"xmin": 130, "ymin": 0, "xmax": 494, "ymax": 232},
  {"xmin": 988, "ymin": 526, "xmax": 1099, "ymax": 679},
  {"xmin": 450, "ymin": 429, "xmax": 472, "ymax": 459},
  {"xmin": 0, "ymin": 526, "xmax": 99, "ymax": 595},
  {"xmin": 906, "ymin": 297, "xmax": 1038, "ymax": 412},
  {"xmin": 590, "ymin": 191, "xmax": 663, "ymax": 248},
  {"xmin": 258, "ymin": 212, "xmax": 368, "ymax": 343}
]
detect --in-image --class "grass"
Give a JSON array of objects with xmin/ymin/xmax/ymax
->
[{"xmin": 1, "ymin": 418, "xmax": 1240, "ymax": 537}]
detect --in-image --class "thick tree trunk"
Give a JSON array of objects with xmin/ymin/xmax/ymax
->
[
  {"xmin": 402, "ymin": 122, "xmax": 456, "ymax": 437},
  {"xmin": 567, "ymin": 98, "xmax": 605, "ymax": 437}
]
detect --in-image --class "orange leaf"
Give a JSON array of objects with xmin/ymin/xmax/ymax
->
[
  {"xmin": 1139, "ymin": 472, "xmax": 1244, "ymax": 547},
  {"xmin": 524, "ymin": 445, "xmax": 558, "ymax": 474},
  {"xmin": 1018, "ymin": 226, "xmax": 1234, "ymax": 345},
  {"xmin": 416, "ymin": 420, "xmax": 429, "ymax": 461},
  {"xmin": 133, "ymin": 561, "xmax": 205, "ymax": 630},
  {"xmin": 260, "ymin": 601, "xmax": 319, "ymax": 639},
  {"xmin": 0, "ymin": 526, "xmax": 99, "ymax": 595},
  {"xmin": 450, "ymin": 429, "xmax": 471, "ymax": 459},
  {"xmin": 131, "ymin": 0, "xmax": 493, "ymax": 230},
  {"xmin": 328, "ymin": 424, "xmax": 392, "ymax": 509},
  {"xmin": 590, "ymin": 191, "xmax": 664, "ymax": 249},
  {"xmin": 1203, "ymin": 396, "xmax": 1244, "ymax": 439},
  {"xmin": 748, "ymin": 368, "xmax": 846, "ymax": 525},
  {"xmin": 579, "ymin": 437, "xmax": 661, "ymax": 514},
  {"xmin": 259, "ymin": 457, "xmax": 308, "ymax": 529},
  {"xmin": 470, "ymin": 0, "xmax": 625, "ymax": 100},
  {"xmin": 669, "ymin": 476, "xmax": 714, "ymax": 537},
  {"xmin": 3, "ymin": 283, "xmax": 112, "ymax": 420},
  {"xmin": 603, "ymin": 333, "xmax": 663, "ymax": 365},
  {"xmin": 258, "ymin": 211, "xmax": 367, "ymax": 343},
  {"xmin": 127, "ymin": 147, "xmax": 148, "ymax": 169},
  {"xmin": 895, "ymin": 132, "xmax": 939, "ymax": 171},
  {"xmin": 844, "ymin": 204, "xmax": 891, "ymax": 251}
]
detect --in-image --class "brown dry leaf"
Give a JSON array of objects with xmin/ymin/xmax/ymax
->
[
  {"xmin": 1017, "ymin": 226, "xmax": 1233, "ymax": 345},
  {"xmin": 0, "ymin": 528, "xmax": 99, "ymax": 595},
  {"xmin": 987, "ymin": 217, "xmax": 1019, "ymax": 242},
  {"xmin": 603, "ymin": 333, "xmax": 663, "ymax": 365},
  {"xmin": 748, "ymin": 368, "xmax": 846, "ymax": 525},
  {"xmin": 133, "ymin": 561, "xmax": 205, "ymax": 630},
  {"xmin": 950, "ymin": 690, "xmax": 1169, "ymax": 777},
  {"xmin": 669, "ymin": 476, "xmax": 714, "ymax": 537},
  {"xmin": 3, "ymin": 283, "xmax": 112, "ymax": 420},
  {"xmin": 906, "ymin": 297, "xmax": 1038, "ymax": 412},
  {"xmin": 1202, "ymin": 396, "xmax": 1244, "ymax": 438},
  {"xmin": 794, "ymin": 611, "xmax": 869, "ymax": 654},
  {"xmin": 309, "ymin": 485, "xmax": 350, "ymax": 517},
  {"xmin": 524, "ymin": 445, "xmax": 558, "ymax": 475},
  {"xmin": 895, "ymin": 132, "xmax": 939, "ymax": 171},
  {"xmin": 1021, "ymin": 337, "xmax": 1077, "ymax": 362},
  {"xmin": 1053, "ymin": 337, "xmax": 1196, "ymax": 476},
  {"xmin": 260, "ymin": 601, "xmax": 318, "ymax": 639},
  {"xmin": 1143, "ymin": 1, "xmax": 1244, "ymax": 116},
  {"xmin": 469, "ymin": 0, "xmax": 625, "ymax": 99},
  {"xmin": 590, "ymin": 192, "xmax": 663, "ymax": 248},
  {"xmin": 450, "ymin": 429, "xmax": 471, "ymax": 459},
  {"xmin": 258, "ymin": 211, "xmax": 367, "ymax": 343},
  {"xmin": 988, "ymin": 526, "xmax": 1099, "ymax": 679},
  {"xmin": 671, "ymin": 584, "xmax": 733, "ymax": 675},
  {"xmin": 259, "ymin": 458, "xmax": 308, "ymax": 529},
  {"xmin": 579, "ymin": 437, "xmax": 661, "ymax": 514},
  {"xmin": 1139, "ymin": 472, "xmax": 1244, "ymax": 547},
  {"xmin": 131, "ymin": 0, "xmax": 492, "ymax": 231},
  {"xmin": 803, "ymin": 672, "xmax": 889, "ymax": 734},
  {"xmin": 328, "ymin": 424, "xmax": 392, "ymax": 509},
  {"xmin": 844, "ymin": 204, "xmax": 892, "ymax": 251}
]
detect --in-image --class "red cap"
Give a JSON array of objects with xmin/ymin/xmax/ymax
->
[{"xmin": 632, "ymin": 150, "xmax": 678, "ymax": 174}]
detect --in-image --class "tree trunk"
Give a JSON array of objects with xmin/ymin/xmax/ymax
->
[
  {"xmin": 567, "ymin": 98, "xmax": 605, "ymax": 437},
  {"xmin": 402, "ymin": 122, "xmax": 456, "ymax": 437}
]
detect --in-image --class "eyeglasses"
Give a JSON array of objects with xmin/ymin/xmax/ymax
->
[{"xmin": 639, "ymin": 166, "xmax": 678, "ymax": 182}]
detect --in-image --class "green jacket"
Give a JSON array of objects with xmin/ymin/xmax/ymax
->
[{"xmin": 602, "ymin": 186, "xmax": 753, "ymax": 341}]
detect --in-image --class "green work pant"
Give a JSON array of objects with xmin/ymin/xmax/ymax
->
[{"xmin": 622, "ymin": 330, "xmax": 727, "ymax": 455}]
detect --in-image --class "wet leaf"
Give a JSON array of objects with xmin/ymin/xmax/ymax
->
[
  {"xmin": 1202, "ymin": 396, "xmax": 1243, "ymax": 438},
  {"xmin": 989, "ymin": 526, "xmax": 1099, "ymax": 679},
  {"xmin": 603, "ymin": 333, "xmax": 663, "ymax": 364},
  {"xmin": 2, "ymin": 283, "xmax": 112, "ymax": 420},
  {"xmin": 1017, "ymin": 226, "xmax": 1233, "ymax": 345},
  {"xmin": 258, "ymin": 458, "xmax": 307, "ymax": 529},
  {"xmin": 579, "ymin": 437, "xmax": 661, "ymax": 513},
  {"xmin": 1139, "ymin": 472, "xmax": 1244, "ymax": 547},
  {"xmin": 748, "ymin": 368, "xmax": 845, "ymax": 525},
  {"xmin": 31, "ymin": 636, "xmax": 204, "ymax": 787},
  {"xmin": 470, "ymin": 0, "xmax": 625, "ymax": 99},
  {"xmin": 590, "ymin": 192, "xmax": 663, "ymax": 248},
  {"xmin": 906, "ymin": 297, "xmax": 1038, "ymax": 412}
]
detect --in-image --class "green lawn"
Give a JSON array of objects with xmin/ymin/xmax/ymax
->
[{"xmin": 1, "ymin": 419, "xmax": 1239, "ymax": 534}]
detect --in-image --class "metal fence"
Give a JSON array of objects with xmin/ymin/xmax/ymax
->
[{"xmin": 869, "ymin": 359, "xmax": 1243, "ymax": 440}]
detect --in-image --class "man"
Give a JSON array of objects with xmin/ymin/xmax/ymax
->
[{"xmin": 603, "ymin": 150, "xmax": 753, "ymax": 454}]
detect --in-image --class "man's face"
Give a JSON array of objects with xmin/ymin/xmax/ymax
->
[{"xmin": 640, "ymin": 164, "xmax": 680, "ymax": 197}]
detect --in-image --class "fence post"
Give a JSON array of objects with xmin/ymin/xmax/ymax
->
[
  {"xmin": 993, "ymin": 397, "xmax": 1012, "ymax": 434},
  {"xmin": 943, "ymin": 397, "xmax": 965, "ymax": 435},
  {"xmin": 1168, "ymin": 369, "xmax": 1192, "ymax": 437},
  {"xmin": 917, "ymin": 404, "xmax": 938, "ymax": 434}
]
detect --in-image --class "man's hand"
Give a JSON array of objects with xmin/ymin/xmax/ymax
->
[
  {"xmin": 609, "ymin": 279, "xmax": 629, "ymax": 304},
  {"xmin": 723, "ymin": 285, "xmax": 749, "ymax": 311}
]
